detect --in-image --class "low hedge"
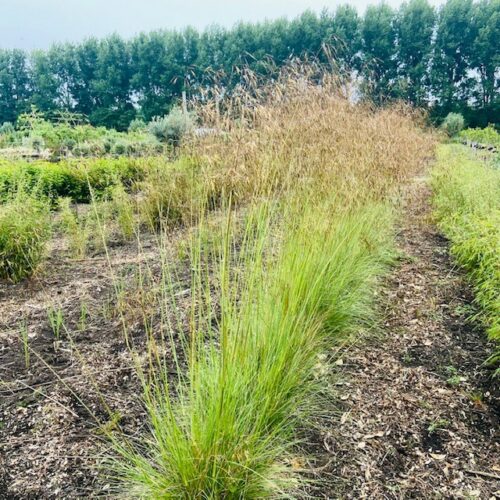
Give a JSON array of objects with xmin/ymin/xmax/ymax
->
[{"xmin": 0, "ymin": 157, "xmax": 148, "ymax": 203}]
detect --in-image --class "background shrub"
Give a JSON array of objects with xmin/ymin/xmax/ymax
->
[
  {"xmin": 0, "ymin": 161, "xmax": 88, "ymax": 203},
  {"xmin": 459, "ymin": 125, "xmax": 500, "ymax": 148},
  {"xmin": 0, "ymin": 158, "xmax": 149, "ymax": 204},
  {"xmin": 441, "ymin": 112, "xmax": 465, "ymax": 137},
  {"xmin": 128, "ymin": 118, "xmax": 147, "ymax": 133},
  {"xmin": 148, "ymin": 108, "xmax": 194, "ymax": 146},
  {"xmin": 0, "ymin": 122, "xmax": 15, "ymax": 135}
]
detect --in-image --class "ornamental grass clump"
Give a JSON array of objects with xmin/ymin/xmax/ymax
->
[{"xmin": 0, "ymin": 194, "xmax": 51, "ymax": 282}]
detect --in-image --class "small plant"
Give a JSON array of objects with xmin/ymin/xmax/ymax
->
[
  {"xmin": 97, "ymin": 411, "xmax": 123, "ymax": 435},
  {"xmin": 73, "ymin": 142, "xmax": 92, "ymax": 157},
  {"xmin": 468, "ymin": 391, "xmax": 485, "ymax": 407},
  {"xmin": 0, "ymin": 122, "xmax": 15, "ymax": 135},
  {"xmin": 112, "ymin": 140, "xmax": 128, "ymax": 155},
  {"xmin": 62, "ymin": 137, "xmax": 77, "ymax": 152},
  {"xmin": 446, "ymin": 374, "xmax": 464, "ymax": 386},
  {"xmin": 78, "ymin": 302, "xmax": 88, "ymax": 332},
  {"xmin": 428, "ymin": 418, "xmax": 450, "ymax": 434},
  {"xmin": 48, "ymin": 306, "xmax": 64, "ymax": 341},
  {"xmin": 111, "ymin": 184, "xmax": 136, "ymax": 240},
  {"xmin": 58, "ymin": 197, "xmax": 88, "ymax": 258},
  {"xmin": 441, "ymin": 112, "xmax": 465, "ymax": 137},
  {"xmin": 128, "ymin": 118, "xmax": 146, "ymax": 133},
  {"xmin": 25, "ymin": 135, "xmax": 46, "ymax": 152}
]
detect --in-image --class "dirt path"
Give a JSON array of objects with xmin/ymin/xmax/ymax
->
[{"xmin": 312, "ymin": 178, "xmax": 499, "ymax": 498}]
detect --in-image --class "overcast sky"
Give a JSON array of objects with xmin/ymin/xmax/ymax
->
[{"xmin": 2, "ymin": 0, "xmax": 446, "ymax": 51}]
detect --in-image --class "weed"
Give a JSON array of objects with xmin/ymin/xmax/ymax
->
[
  {"xmin": 78, "ymin": 303, "xmax": 88, "ymax": 332},
  {"xmin": 58, "ymin": 197, "xmax": 88, "ymax": 258},
  {"xmin": 428, "ymin": 419, "xmax": 450, "ymax": 434},
  {"xmin": 47, "ymin": 306, "xmax": 64, "ymax": 341},
  {"xmin": 110, "ymin": 184, "xmax": 136, "ymax": 240}
]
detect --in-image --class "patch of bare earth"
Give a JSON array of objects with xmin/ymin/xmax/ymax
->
[
  {"xmin": 307, "ymin": 178, "xmax": 499, "ymax": 499},
  {"xmin": 0, "ymin": 231, "xmax": 191, "ymax": 499}
]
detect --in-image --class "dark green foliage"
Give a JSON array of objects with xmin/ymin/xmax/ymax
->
[
  {"xmin": 0, "ymin": 0, "xmax": 498, "ymax": 128},
  {"xmin": 361, "ymin": 3, "xmax": 397, "ymax": 102},
  {"xmin": 394, "ymin": 0, "xmax": 436, "ymax": 105}
]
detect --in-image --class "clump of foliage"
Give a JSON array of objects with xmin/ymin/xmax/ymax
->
[
  {"xmin": 148, "ymin": 108, "xmax": 195, "ymax": 146},
  {"xmin": 432, "ymin": 145, "xmax": 499, "ymax": 370},
  {"xmin": 0, "ymin": 194, "xmax": 51, "ymax": 282},
  {"xmin": 459, "ymin": 125, "xmax": 500, "ymax": 148},
  {"xmin": 0, "ymin": 157, "xmax": 147, "ymax": 203},
  {"xmin": 0, "ymin": 122, "xmax": 15, "ymax": 135},
  {"xmin": 0, "ymin": 107, "xmax": 167, "ymax": 158},
  {"xmin": 128, "ymin": 118, "xmax": 147, "ymax": 133},
  {"xmin": 58, "ymin": 197, "xmax": 88, "ymax": 258},
  {"xmin": 441, "ymin": 112, "xmax": 465, "ymax": 137},
  {"xmin": 23, "ymin": 135, "xmax": 45, "ymax": 152},
  {"xmin": 0, "ymin": 160, "xmax": 87, "ymax": 203},
  {"xmin": 110, "ymin": 184, "xmax": 136, "ymax": 240}
]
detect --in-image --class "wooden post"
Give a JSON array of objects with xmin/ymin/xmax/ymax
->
[{"xmin": 182, "ymin": 91, "xmax": 188, "ymax": 115}]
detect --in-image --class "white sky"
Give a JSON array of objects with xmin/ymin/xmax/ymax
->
[{"xmin": 1, "ymin": 0, "xmax": 447, "ymax": 51}]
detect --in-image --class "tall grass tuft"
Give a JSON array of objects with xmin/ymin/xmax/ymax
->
[
  {"xmin": 112, "ymin": 199, "xmax": 395, "ymax": 498},
  {"xmin": 0, "ymin": 193, "xmax": 51, "ymax": 282}
]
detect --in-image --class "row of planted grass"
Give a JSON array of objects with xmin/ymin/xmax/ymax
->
[
  {"xmin": 459, "ymin": 125, "xmax": 500, "ymax": 149},
  {"xmin": 112, "ymin": 200, "xmax": 396, "ymax": 497},
  {"xmin": 108, "ymin": 69, "xmax": 435, "ymax": 497},
  {"xmin": 0, "ymin": 156, "xmax": 150, "ymax": 203},
  {"xmin": 431, "ymin": 144, "xmax": 499, "ymax": 370}
]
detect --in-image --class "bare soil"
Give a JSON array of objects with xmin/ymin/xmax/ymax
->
[
  {"xmin": 0, "ymin": 230, "xmax": 191, "ymax": 498},
  {"xmin": 0, "ymin": 177, "xmax": 498, "ymax": 499}
]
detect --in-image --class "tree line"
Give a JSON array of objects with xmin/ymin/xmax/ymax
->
[{"xmin": 1, "ymin": 0, "xmax": 498, "ymax": 130}]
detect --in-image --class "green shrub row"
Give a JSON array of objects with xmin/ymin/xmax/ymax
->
[
  {"xmin": 0, "ymin": 156, "xmax": 203, "ymax": 281},
  {"xmin": 0, "ymin": 157, "xmax": 148, "ymax": 203},
  {"xmin": 432, "ymin": 144, "xmax": 500, "ymax": 369},
  {"xmin": 0, "ymin": 107, "xmax": 193, "ymax": 157},
  {"xmin": 459, "ymin": 125, "xmax": 500, "ymax": 148}
]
